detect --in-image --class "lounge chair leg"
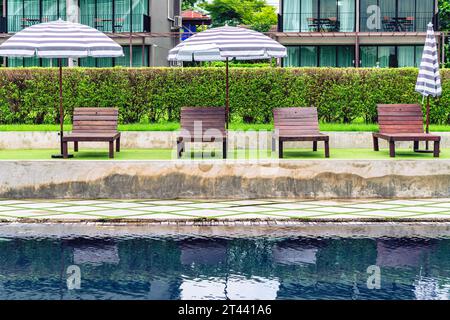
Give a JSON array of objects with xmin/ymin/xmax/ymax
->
[
  {"xmin": 313, "ymin": 141, "xmax": 318, "ymax": 152},
  {"xmin": 434, "ymin": 141, "xmax": 440, "ymax": 158},
  {"xmin": 373, "ymin": 136, "xmax": 379, "ymax": 151},
  {"xmin": 177, "ymin": 139, "xmax": 184, "ymax": 159},
  {"xmin": 63, "ymin": 141, "xmax": 68, "ymax": 159},
  {"xmin": 223, "ymin": 138, "xmax": 227, "ymax": 159},
  {"xmin": 116, "ymin": 137, "xmax": 120, "ymax": 152},
  {"xmin": 109, "ymin": 141, "xmax": 114, "ymax": 159},
  {"xmin": 324, "ymin": 140, "xmax": 330, "ymax": 158},
  {"xmin": 279, "ymin": 139, "xmax": 283, "ymax": 159},
  {"xmin": 74, "ymin": 141, "xmax": 78, "ymax": 152},
  {"xmin": 389, "ymin": 141, "xmax": 396, "ymax": 158},
  {"xmin": 414, "ymin": 141, "xmax": 419, "ymax": 152}
]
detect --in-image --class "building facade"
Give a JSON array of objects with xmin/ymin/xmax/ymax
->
[
  {"xmin": 277, "ymin": 0, "xmax": 442, "ymax": 68},
  {"xmin": 0, "ymin": 0, "xmax": 181, "ymax": 67}
]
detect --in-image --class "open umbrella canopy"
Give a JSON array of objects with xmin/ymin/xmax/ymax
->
[
  {"xmin": 0, "ymin": 19, "xmax": 123, "ymax": 58},
  {"xmin": 0, "ymin": 19, "xmax": 123, "ymax": 158},
  {"xmin": 168, "ymin": 26, "xmax": 287, "ymax": 61},
  {"xmin": 168, "ymin": 26, "xmax": 286, "ymax": 128}
]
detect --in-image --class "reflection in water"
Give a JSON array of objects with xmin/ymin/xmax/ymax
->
[
  {"xmin": 180, "ymin": 276, "xmax": 280, "ymax": 300},
  {"xmin": 0, "ymin": 235, "xmax": 448, "ymax": 300}
]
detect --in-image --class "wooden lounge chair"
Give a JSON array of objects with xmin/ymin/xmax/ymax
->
[
  {"xmin": 62, "ymin": 107, "xmax": 121, "ymax": 159},
  {"xmin": 373, "ymin": 104, "xmax": 441, "ymax": 158},
  {"xmin": 177, "ymin": 107, "xmax": 227, "ymax": 159},
  {"xmin": 273, "ymin": 107, "xmax": 330, "ymax": 158}
]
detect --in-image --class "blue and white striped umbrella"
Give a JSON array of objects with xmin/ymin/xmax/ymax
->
[
  {"xmin": 168, "ymin": 26, "xmax": 287, "ymax": 61},
  {"xmin": 0, "ymin": 19, "xmax": 123, "ymax": 158},
  {"xmin": 168, "ymin": 26, "xmax": 286, "ymax": 127},
  {"xmin": 0, "ymin": 19, "xmax": 124, "ymax": 58},
  {"xmin": 415, "ymin": 23, "xmax": 442, "ymax": 97}
]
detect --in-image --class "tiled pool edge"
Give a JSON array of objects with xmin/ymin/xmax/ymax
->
[
  {"xmin": 1, "ymin": 221, "xmax": 449, "ymax": 239},
  {"xmin": 2, "ymin": 159, "xmax": 450, "ymax": 199},
  {"xmin": 2, "ymin": 218, "xmax": 450, "ymax": 223}
]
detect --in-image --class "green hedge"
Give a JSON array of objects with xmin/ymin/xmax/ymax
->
[{"xmin": 0, "ymin": 67, "xmax": 448, "ymax": 125}]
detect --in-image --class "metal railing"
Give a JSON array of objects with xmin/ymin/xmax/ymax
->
[
  {"xmin": 360, "ymin": 12, "xmax": 436, "ymax": 32},
  {"xmin": 79, "ymin": 14, "xmax": 150, "ymax": 33},
  {"xmin": 281, "ymin": 13, "xmax": 356, "ymax": 32},
  {"xmin": 3, "ymin": 14, "xmax": 150, "ymax": 33},
  {"xmin": 280, "ymin": 12, "xmax": 437, "ymax": 33},
  {"xmin": 6, "ymin": 15, "xmax": 65, "ymax": 33}
]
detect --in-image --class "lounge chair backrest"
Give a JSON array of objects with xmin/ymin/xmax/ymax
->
[
  {"xmin": 377, "ymin": 104, "xmax": 424, "ymax": 134},
  {"xmin": 273, "ymin": 107, "xmax": 320, "ymax": 136},
  {"xmin": 180, "ymin": 107, "xmax": 226, "ymax": 137},
  {"xmin": 72, "ymin": 108, "xmax": 119, "ymax": 134}
]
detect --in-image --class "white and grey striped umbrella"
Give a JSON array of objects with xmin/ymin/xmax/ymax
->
[
  {"xmin": 0, "ymin": 19, "xmax": 123, "ymax": 58},
  {"xmin": 168, "ymin": 26, "xmax": 286, "ymax": 61},
  {"xmin": 415, "ymin": 23, "xmax": 442, "ymax": 97}
]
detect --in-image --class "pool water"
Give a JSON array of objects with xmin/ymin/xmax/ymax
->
[{"xmin": 0, "ymin": 228, "xmax": 448, "ymax": 300}]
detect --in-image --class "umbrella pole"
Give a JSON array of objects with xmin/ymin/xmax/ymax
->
[
  {"xmin": 226, "ymin": 57, "xmax": 229, "ymax": 129},
  {"xmin": 426, "ymin": 96, "xmax": 430, "ymax": 150},
  {"xmin": 52, "ymin": 58, "xmax": 72, "ymax": 158},
  {"xmin": 59, "ymin": 58, "xmax": 63, "ymax": 155}
]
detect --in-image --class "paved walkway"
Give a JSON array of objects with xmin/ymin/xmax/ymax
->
[{"xmin": 1, "ymin": 199, "xmax": 450, "ymax": 221}]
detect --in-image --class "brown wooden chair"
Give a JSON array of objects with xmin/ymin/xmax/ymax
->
[
  {"xmin": 273, "ymin": 107, "xmax": 330, "ymax": 158},
  {"xmin": 373, "ymin": 104, "xmax": 441, "ymax": 158},
  {"xmin": 177, "ymin": 107, "xmax": 227, "ymax": 159},
  {"xmin": 62, "ymin": 108, "xmax": 121, "ymax": 159}
]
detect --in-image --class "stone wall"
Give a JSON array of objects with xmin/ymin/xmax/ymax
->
[
  {"xmin": 2, "ymin": 131, "xmax": 450, "ymax": 150},
  {"xmin": 1, "ymin": 159, "xmax": 450, "ymax": 199}
]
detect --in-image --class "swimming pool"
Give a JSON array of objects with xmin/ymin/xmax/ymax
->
[{"xmin": 0, "ymin": 223, "xmax": 448, "ymax": 300}]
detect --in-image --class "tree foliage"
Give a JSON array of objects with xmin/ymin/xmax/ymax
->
[
  {"xmin": 200, "ymin": 0, "xmax": 277, "ymax": 32},
  {"xmin": 439, "ymin": 0, "xmax": 450, "ymax": 67}
]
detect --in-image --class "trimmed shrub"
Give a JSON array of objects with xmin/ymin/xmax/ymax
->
[{"xmin": 0, "ymin": 67, "xmax": 448, "ymax": 124}]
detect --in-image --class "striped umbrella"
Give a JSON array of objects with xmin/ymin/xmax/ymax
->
[
  {"xmin": 0, "ymin": 19, "xmax": 124, "ymax": 158},
  {"xmin": 415, "ymin": 22, "xmax": 442, "ymax": 149},
  {"xmin": 168, "ymin": 26, "xmax": 287, "ymax": 126}
]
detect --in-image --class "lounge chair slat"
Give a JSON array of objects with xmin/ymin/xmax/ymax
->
[
  {"xmin": 373, "ymin": 104, "xmax": 441, "ymax": 158},
  {"xmin": 177, "ymin": 107, "xmax": 227, "ymax": 159},
  {"xmin": 273, "ymin": 107, "xmax": 329, "ymax": 158},
  {"xmin": 62, "ymin": 108, "xmax": 121, "ymax": 159}
]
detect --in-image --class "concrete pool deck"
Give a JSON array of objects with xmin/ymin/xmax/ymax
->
[{"xmin": 1, "ymin": 198, "xmax": 450, "ymax": 222}]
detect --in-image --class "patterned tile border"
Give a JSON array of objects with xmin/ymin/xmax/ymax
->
[{"xmin": 0, "ymin": 198, "xmax": 450, "ymax": 222}]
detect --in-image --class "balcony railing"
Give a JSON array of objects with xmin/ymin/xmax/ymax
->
[
  {"xmin": 3, "ymin": 14, "xmax": 150, "ymax": 33},
  {"xmin": 360, "ymin": 12, "xmax": 435, "ymax": 32},
  {"xmin": 6, "ymin": 15, "xmax": 66, "ymax": 33},
  {"xmin": 79, "ymin": 14, "xmax": 150, "ymax": 33},
  {"xmin": 282, "ymin": 13, "xmax": 355, "ymax": 32},
  {"xmin": 280, "ymin": 12, "xmax": 436, "ymax": 33}
]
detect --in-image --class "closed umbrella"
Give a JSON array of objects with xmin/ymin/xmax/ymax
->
[
  {"xmin": 415, "ymin": 22, "xmax": 442, "ymax": 151},
  {"xmin": 168, "ymin": 26, "xmax": 287, "ymax": 127},
  {"xmin": 0, "ymin": 19, "xmax": 124, "ymax": 158}
]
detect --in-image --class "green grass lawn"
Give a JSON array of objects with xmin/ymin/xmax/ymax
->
[
  {"xmin": 0, "ymin": 148, "xmax": 447, "ymax": 160},
  {"xmin": 2, "ymin": 122, "xmax": 450, "ymax": 132}
]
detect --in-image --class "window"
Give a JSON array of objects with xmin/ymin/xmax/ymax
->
[
  {"xmin": 360, "ymin": 45, "xmax": 424, "ymax": 68},
  {"xmin": 79, "ymin": 45, "xmax": 149, "ymax": 67},
  {"xmin": 360, "ymin": 0, "xmax": 435, "ymax": 32},
  {"xmin": 283, "ymin": 45, "xmax": 355, "ymax": 67},
  {"xmin": 282, "ymin": 0, "xmax": 355, "ymax": 32},
  {"xmin": 7, "ymin": 0, "xmax": 66, "ymax": 32},
  {"xmin": 7, "ymin": 57, "xmax": 68, "ymax": 67},
  {"xmin": 79, "ymin": 0, "xmax": 149, "ymax": 32}
]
